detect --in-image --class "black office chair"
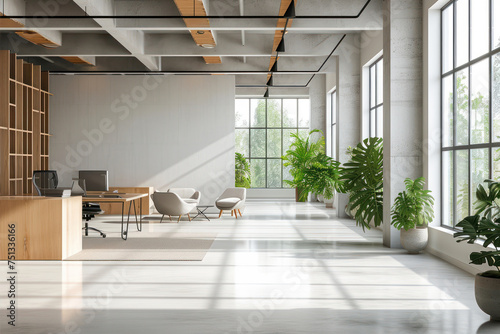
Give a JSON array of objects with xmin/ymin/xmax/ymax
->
[
  {"xmin": 72, "ymin": 179, "xmax": 106, "ymax": 238},
  {"xmin": 32, "ymin": 170, "xmax": 58, "ymax": 195}
]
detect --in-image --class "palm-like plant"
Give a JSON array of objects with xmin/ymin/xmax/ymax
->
[
  {"xmin": 282, "ymin": 129, "xmax": 325, "ymax": 201},
  {"xmin": 303, "ymin": 153, "xmax": 344, "ymax": 200},
  {"xmin": 391, "ymin": 177, "xmax": 435, "ymax": 231},
  {"xmin": 454, "ymin": 180, "xmax": 500, "ymax": 276},
  {"xmin": 341, "ymin": 137, "xmax": 383, "ymax": 230},
  {"xmin": 235, "ymin": 152, "xmax": 251, "ymax": 188}
]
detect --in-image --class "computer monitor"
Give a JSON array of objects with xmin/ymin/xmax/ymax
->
[{"xmin": 78, "ymin": 170, "xmax": 109, "ymax": 192}]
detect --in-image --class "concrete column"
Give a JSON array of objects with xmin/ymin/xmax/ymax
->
[
  {"xmin": 383, "ymin": 0, "xmax": 423, "ymax": 247},
  {"xmin": 309, "ymin": 74, "xmax": 327, "ymax": 137},
  {"xmin": 335, "ymin": 34, "xmax": 361, "ymax": 217}
]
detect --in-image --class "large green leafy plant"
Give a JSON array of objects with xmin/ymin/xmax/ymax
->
[
  {"xmin": 303, "ymin": 153, "xmax": 344, "ymax": 200},
  {"xmin": 391, "ymin": 177, "xmax": 434, "ymax": 231},
  {"xmin": 235, "ymin": 152, "xmax": 251, "ymax": 188},
  {"xmin": 282, "ymin": 129, "xmax": 325, "ymax": 201},
  {"xmin": 341, "ymin": 137, "xmax": 383, "ymax": 230},
  {"xmin": 454, "ymin": 180, "xmax": 500, "ymax": 278}
]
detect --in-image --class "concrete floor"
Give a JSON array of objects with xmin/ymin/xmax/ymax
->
[{"xmin": 1, "ymin": 200, "xmax": 498, "ymax": 334}]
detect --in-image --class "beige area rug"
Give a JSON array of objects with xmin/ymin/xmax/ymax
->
[{"xmin": 65, "ymin": 233, "xmax": 217, "ymax": 261}]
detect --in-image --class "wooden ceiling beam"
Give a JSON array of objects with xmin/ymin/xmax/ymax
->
[{"xmin": 173, "ymin": 0, "xmax": 221, "ymax": 64}]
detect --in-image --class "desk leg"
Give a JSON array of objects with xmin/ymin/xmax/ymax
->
[
  {"xmin": 134, "ymin": 199, "xmax": 141, "ymax": 231},
  {"xmin": 121, "ymin": 202, "xmax": 132, "ymax": 240},
  {"xmin": 138, "ymin": 198, "xmax": 143, "ymax": 231}
]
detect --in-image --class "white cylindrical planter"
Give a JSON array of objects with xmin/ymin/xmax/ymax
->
[
  {"xmin": 400, "ymin": 227, "xmax": 428, "ymax": 254},
  {"xmin": 475, "ymin": 274, "xmax": 500, "ymax": 321}
]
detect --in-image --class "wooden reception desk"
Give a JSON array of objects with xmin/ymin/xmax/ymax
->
[{"xmin": 0, "ymin": 196, "xmax": 82, "ymax": 260}]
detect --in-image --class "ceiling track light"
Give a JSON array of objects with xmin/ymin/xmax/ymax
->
[
  {"xmin": 276, "ymin": 38, "xmax": 285, "ymax": 53},
  {"xmin": 284, "ymin": 1, "xmax": 296, "ymax": 18},
  {"xmin": 270, "ymin": 60, "xmax": 278, "ymax": 72},
  {"xmin": 264, "ymin": 88, "xmax": 269, "ymax": 98},
  {"xmin": 266, "ymin": 74, "xmax": 273, "ymax": 86}
]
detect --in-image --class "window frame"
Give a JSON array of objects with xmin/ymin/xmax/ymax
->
[
  {"xmin": 369, "ymin": 56, "xmax": 383, "ymax": 138},
  {"xmin": 440, "ymin": 0, "xmax": 500, "ymax": 229},
  {"xmin": 235, "ymin": 98, "xmax": 310, "ymax": 189}
]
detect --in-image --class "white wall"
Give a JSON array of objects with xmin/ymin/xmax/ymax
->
[{"xmin": 50, "ymin": 75, "xmax": 235, "ymax": 205}]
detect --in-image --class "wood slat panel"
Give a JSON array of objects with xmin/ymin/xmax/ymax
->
[{"xmin": 173, "ymin": 0, "xmax": 221, "ymax": 64}]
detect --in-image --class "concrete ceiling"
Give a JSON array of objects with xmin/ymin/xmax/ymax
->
[{"xmin": 0, "ymin": 0, "xmax": 383, "ymax": 94}]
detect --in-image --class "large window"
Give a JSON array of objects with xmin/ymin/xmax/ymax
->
[
  {"xmin": 235, "ymin": 98, "xmax": 310, "ymax": 188},
  {"xmin": 330, "ymin": 90, "xmax": 337, "ymax": 159},
  {"xmin": 441, "ymin": 0, "xmax": 500, "ymax": 228},
  {"xmin": 369, "ymin": 56, "xmax": 383, "ymax": 138}
]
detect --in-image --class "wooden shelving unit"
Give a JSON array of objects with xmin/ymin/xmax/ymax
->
[{"xmin": 0, "ymin": 50, "xmax": 51, "ymax": 196}]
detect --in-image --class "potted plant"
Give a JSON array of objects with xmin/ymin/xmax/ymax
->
[
  {"xmin": 282, "ymin": 129, "xmax": 325, "ymax": 202},
  {"xmin": 390, "ymin": 177, "xmax": 435, "ymax": 253},
  {"xmin": 303, "ymin": 153, "xmax": 344, "ymax": 208},
  {"xmin": 341, "ymin": 137, "xmax": 383, "ymax": 230},
  {"xmin": 235, "ymin": 152, "xmax": 251, "ymax": 188},
  {"xmin": 454, "ymin": 180, "xmax": 500, "ymax": 321}
]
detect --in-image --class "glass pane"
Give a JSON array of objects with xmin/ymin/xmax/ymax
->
[
  {"xmin": 442, "ymin": 4, "xmax": 454, "ymax": 73},
  {"xmin": 235, "ymin": 99, "xmax": 249, "ymax": 127},
  {"xmin": 495, "ymin": 0, "xmax": 500, "ymax": 49},
  {"xmin": 494, "ymin": 54, "xmax": 500, "ymax": 142},
  {"xmin": 283, "ymin": 99, "xmax": 297, "ymax": 127},
  {"xmin": 298, "ymin": 99, "xmax": 310, "ymax": 127},
  {"xmin": 442, "ymin": 151, "xmax": 454, "ymax": 227},
  {"xmin": 471, "ymin": 148, "xmax": 489, "ymax": 210},
  {"xmin": 250, "ymin": 99, "xmax": 266, "ymax": 127},
  {"xmin": 298, "ymin": 129, "xmax": 309, "ymax": 141},
  {"xmin": 267, "ymin": 129, "xmax": 282, "ymax": 158},
  {"xmin": 267, "ymin": 99, "xmax": 282, "ymax": 127},
  {"xmin": 331, "ymin": 92, "xmax": 337, "ymax": 123},
  {"xmin": 250, "ymin": 159, "xmax": 266, "ymax": 188},
  {"xmin": 470, "ymin": 59, "xmax": 490, "ymax": 144},
  {"xmin": 267, "ymin": 159, "xmax": 282, "ymax": 188},
  {"xmin": 376, "ymin": 60, "xmax": 383, "ymax": 104},
  {"xmin": 456, "ymin": 69, "xmax": 469, "ymax": 146},
  {"xmin": 283, "ymin": 129, "xmax": 296, "ymax": 155},
  {"xmin": 471, "ymin": 0, "xmax": 489, "ymax": 60},
  {"xmin": 456, "ymin": 0, "xmax": 469, "ymax": 67},
  {"xmin": 456, "ymin": 149, "xmax": 469, "ymax": 223},
  {"xmin": 370, "ymin": 111, "xmax": 376, "ymax": 137},
  {"xmin": 376, "ymin": 106, "xmax": 383, "ymax": 138},
  {"xmin": 331, "ymin": 125, "xmax": 336, "ymax": 159},
  {"xmin": 250, "ymin": 129, "xmax": 265, "ymax": 158},
  {"xmin": 235, "ymin": 129, "xmax": 249, "ymax": 157},
  {"xmin": 442, "ymin": 75, "xmax": 454, "ymax": 147},
  {"xmin": 370, "ymin": 65, "xmax": 376, "ymax": 107},
  {"xmin": 283, "ymin": 164, "xmax": 292, "ymax": 188},
  {"xmin": 493, "ymin": 147, "xmax": 500, "ymax": 180}
]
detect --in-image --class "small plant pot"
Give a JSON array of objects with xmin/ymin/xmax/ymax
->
[
  {"xmin": 323, "ymin": 195, "xmax": 335, "ymax": 208},
  {"xmin": 400, "ymin": 227, "xmax": 428, "ymax": 254},
  {"xmin": 475, "ymin": 273, "xmax": 500, "ymax": 321},
  {"xmin": 295, "ymin": 187, "xmax": 307, "ymax": 202}
]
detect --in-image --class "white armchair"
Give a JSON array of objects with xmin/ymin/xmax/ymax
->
[
  {"xmin": 215, "ymin": 188, "xmax": 246, "ymax": 219},
  {"xmin": 151, "ymin": 191, "xmax": 197, "ymax": 223},
  {"xmin": 167, "ymin": 188, "xmax": 201, "ymax": 205}
]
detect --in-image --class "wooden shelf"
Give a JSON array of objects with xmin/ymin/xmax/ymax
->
[{"xmin": 1, "ymin": 50, "xmax": 51, "ymax": 196}]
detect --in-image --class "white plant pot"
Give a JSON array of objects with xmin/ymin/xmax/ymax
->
[
  {"xmin": 400, "ymin": 227, "xmax": 428, "ymax": 254},
  {"xmin": 317, "ymin": 194, "xmax": 324, "ymax": 203},
  {"xmin": 475, "ymin": 274, "xmax": 500, "ymax": 321},
  {"xmin": 323, "ymin": 194, "xmax": 335, "ymax": 208}
]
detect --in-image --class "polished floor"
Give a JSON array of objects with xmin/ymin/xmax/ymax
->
[{"xmin": 1, "ymin": 200, "xmax": 498, "ymax": 334}]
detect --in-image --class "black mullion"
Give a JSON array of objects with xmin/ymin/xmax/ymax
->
[
  {"xmin": 281, "ymin": 98, "xmax": 284, "ymax": 188},
  {"xmin": 489, "ymin": 0, "xmax": 493, "ymax": 179},
  {"xmin": 265, "ymin": 99, "xmax": 268, "ymax": 188},
  {"xmin": 453, "ymin": 150, "xmax": 457, "ymax": 228},
  {"xmin": 442, "ymin": 142, "xmax": 500, "ymax": 150}
]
